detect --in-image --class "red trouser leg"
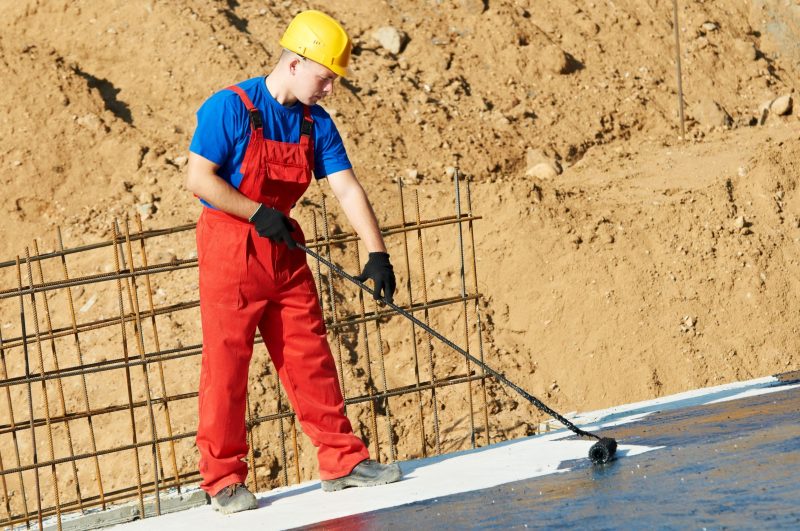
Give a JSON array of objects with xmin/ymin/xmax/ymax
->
[
  {"xmin": 195, "ymin": 214, "xmax": 265, "ymax": 496},
  {"xmin": 257, "ymin": 253, "xmax": 369, "ymax": 480}
]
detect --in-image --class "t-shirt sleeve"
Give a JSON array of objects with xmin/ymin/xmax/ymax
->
[
  {"xmin": 189, "ymin": 91, "xmax": 246, "ymax": 168},
  {"xmin": 313, "ymin": 113, "xmax": 352, "ymax": 179}
]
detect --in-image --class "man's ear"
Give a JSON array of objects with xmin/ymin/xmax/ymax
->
[{"xmin": 288, "ymin": 57, "xmax": 301, "ymax": 75}]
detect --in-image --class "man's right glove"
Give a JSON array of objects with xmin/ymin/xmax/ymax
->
[
  {"xmin": 249, "ymin": 204, "xmax": 297, "ymax": 249},
  {"xmin": 355, "ymin": 252, "xmax": 396, "ymax": 304}
]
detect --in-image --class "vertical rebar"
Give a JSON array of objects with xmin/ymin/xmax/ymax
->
[
  {"xmin": 398, "ymin": 181, "xmax": 427, "ymax": 457},
  {"xmin": 24, "ymin": 248, "xmax": 62, "ymax": 531},
  {"xmin": 453, "ymin": 171, "xmax": 477, "ymax": 449},
  {"xmin": 0, "ymin": 327, "xmax": 30, "ymax": 525},
  {"xmin": 18, "ymin": 255, "xmax": 43, "ymax": 530},
  {"xmin": 370, "ymin": 299, "xmax": 396, "ymax": 462},
  {"xmin": 32, "ymin": 240, "xmax": 83, "ymax": 511},
  {"xmin": 245, "ymin": 394, "xmax": 258, "ymax": 493},
  {"xmin": 353, "ymin": 246, "xmax": 381, "ymax": 461},
  {"xmin": 290, "ymin": 414, "xmax": 300, "ymax": 484},
  {"xmin": 274, "ymin": 371, "xmax": 289, "ymax": 488},
  {"xmin": 0, "ymin": 451, "xmax": 9, "ymax": 523},
  {"xmin": 56, "ymin": 227, "xmax": 106, "ymax": 509},
  {"xmin": 120, "ymin": 219, "xmax": 161, "ymax": 516},
  {"xmin": 110, "ymin": 224, "xmax": 145, "ymax": 518},
  {"xmin": 672, "ymin": 0, "xmax": 686, "ymax": 139},
  {"xmin": 320, "ymin": 199, "xmax": 348, "ymax": 414},
  {"xmin": 311, "ymin": 212, "xmax": 326, "ymax": 313},
  {"xmin": 465, "ymin": 179, "xmax": 491, "ymax": 445},
  {"xmin": 414, "ymin": 192, "xmax": 442, "ymax": 454},
  {"xmin": 133, "ymin": 214, "xmax": 182, "ymax": 493}
]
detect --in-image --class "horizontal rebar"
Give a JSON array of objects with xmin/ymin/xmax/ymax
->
[
  {"xmin": 0, "ymin": 215, "xmax": 482, "ymax": 301},
  {"xmin": 1, "ymin": 293, "xmax": 478, "ymax": 382},
  {"xmin": 0, "ymin": 346, "xmax": 201, "ymax": 388},
  {"xmin": 0, "ymin": 224, "xmax": 196, "ymax": 270},
  {"xmin": 1, "ymin": 470, "xmax": 203, "ymax": 528},
  {"xmin": 0, "ymin": 371, "xmax": 490, "ymax": 477},
  {"xmin": 0, "ymin": 260, "xmax": 197, "ymax": 300},
  {"xmin": 0, "ymin": 301, "xmax": 199, "ymax": 351},
  {"xmin": 0, "ymin": 392, "xmax": 197, "ymax": 436},
  {"xmin": 328, "ymin": 294, "xmax": 480, "ymax": 330}
]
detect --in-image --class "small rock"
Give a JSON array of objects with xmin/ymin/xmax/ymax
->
[
  {"xmin": 139, "ymin": 191, "xmax": 155, "ymax": 204},
  {"xmin": 758, "ymin": 99, "xmax": 772, "ymax": 125},
  {"xmin": 691, "ymin": 99, "xmax": 732, "ymax": 129},
  {"xmin": 403, "ymin": 168, "xmax": 421, "ymax": 185},
  {"xmin": 733, "ymin": 39, "xmax": 757, "ymax": 61},
  {"xmin": 701, "ymin": 21, "xmax": 718, "ymax": 32},
  {"xmin": 734, "ymin": 216, "xmax": 746, "ymax": 229},
  {"xmin": 526, "ymin": 162, "xmax": 559, "ymax": 180},
  {"xmin": 530, "ymin": 184, "xmax": 543, "ymax": 202},
  {"xmin": 156, "ymin": 251, "xmax": 178, "ymax": 264},
  {"xmin": 79, "ymin": 294, "xmax": 97, "ymax": 313},
  {"xmin": 770, "ymin": 94, "xmax": 793, "ymax": 116},
  {"xmin": 540, "ymin": 44, "xmax": 569, "ymax": 75},
  {"xmin": 173, "ymin": 155, "xmax": 188, "ymax": 167},
  {"xmin": 525, "ymin": 148, "xmax": 549, "ymax": 168},
  {"xmin": 137, "ymin": 203, "xmax": 154, "ymax": 220},
  {"xmin": 459, "ymin": 0, "xmax": 486, "ymax": 14},
  {"xmin": 12, "ymin": 160, "xmax": 21, "ymax": 167},
  {"xmin": 373, "ymin": 26, "xmax": 407, "ymax": 55},
  {"xmin": 444, "ymin": 166, "xmax": 456, "ymax": 178},
  {"xmin": 76, "ymin": 113, "xmax": 104, "ymax": 131},
  {"xmin": 526, "ymin": 148, "xmax": 561, "ymax": 178}
]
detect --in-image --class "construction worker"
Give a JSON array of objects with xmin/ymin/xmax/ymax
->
[{"xmin": 185, "ymin": 10, "xmax": 401, "ymax": 515}]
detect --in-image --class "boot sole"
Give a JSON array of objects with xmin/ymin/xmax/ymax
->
[
  {"xmin": 321, "ymin": 469, "xmax": 402, "ymax": 492},
  {"xmin": 210, "ymin": 496, "xmax": 258, "ymax": 514}
]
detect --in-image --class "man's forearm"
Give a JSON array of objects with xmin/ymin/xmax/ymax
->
[
  {"xmin": 186, "ymin": 157, "xmax": 259, "ymax": 220},
  {"xmin": 336, "ymin": 184, "xmax": 387, "ymax": 253}
]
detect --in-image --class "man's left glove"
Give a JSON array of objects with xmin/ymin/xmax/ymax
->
[
  {"xmin": 249, "ymin": 203, "xmax": 297, "ymax": 249},
  {"xmin": 355, "ymin": 252, "xmax": 396, "ymax": 303}
]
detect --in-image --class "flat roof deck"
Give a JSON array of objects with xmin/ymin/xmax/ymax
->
[{"xmin": 86, "ymin": 373, "xmax": 799, "ymax": 530}]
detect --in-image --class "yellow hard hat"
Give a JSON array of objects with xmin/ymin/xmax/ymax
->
[{"xmin": 280, "ymin": 10, "xmax": 352, "ymax": 77}]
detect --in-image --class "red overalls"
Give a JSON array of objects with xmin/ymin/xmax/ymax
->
[{"xmin": 195, "ymin": 85, "xmax": 369, "ymax": 496}]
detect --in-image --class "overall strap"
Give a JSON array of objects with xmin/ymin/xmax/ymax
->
[
  {"xmin": 300, "ymin": 105, "xmax": 314, "ymax": 137},
  {"xmin": 300, "ymin": 105, "xmax": 315, "ymax": 171},
  {"xmin": 225, "ymin": 85, "xmax": 263, "ymax": 131}
]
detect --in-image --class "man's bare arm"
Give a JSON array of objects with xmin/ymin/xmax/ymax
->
[
  {"xmin": 185, "ymin": 152, "xmax": 259, "ymax": 220},
  {"xmin": 325, "ymin": 168, "xmax": 387, "ymax": 253}
]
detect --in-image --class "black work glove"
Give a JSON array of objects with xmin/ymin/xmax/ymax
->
[
  {"xmin": 355, "ymin": 252, "xmax": 396, "ymax": 304},
  {"xmin": 249, "ymin": 204, "xmax": 297, "ymax": 249}
]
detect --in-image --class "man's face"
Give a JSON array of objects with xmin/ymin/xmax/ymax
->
[{"xmin": 292, "ymin": 57, "xmax": 338, "ymax": 105}]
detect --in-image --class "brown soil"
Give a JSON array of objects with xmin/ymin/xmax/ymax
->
[{"xmin": 2, "ymin": 0, "xmax": 800, "ymax": 514}]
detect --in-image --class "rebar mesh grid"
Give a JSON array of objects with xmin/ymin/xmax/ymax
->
[{"xmin": 0, "ymin": 174, "xmax": 497, "ymax": 529}]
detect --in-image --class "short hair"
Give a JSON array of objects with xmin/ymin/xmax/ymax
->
[{"xmin": 280, "ymin": 49, "xmax": 305, "ymax": 62}]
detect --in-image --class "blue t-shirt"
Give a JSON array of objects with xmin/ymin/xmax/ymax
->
[{"xmin": 189, "ymin": 76, "xmax": 351, "ymax": 207}]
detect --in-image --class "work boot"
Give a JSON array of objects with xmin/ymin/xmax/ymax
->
[
  {"xmin": 321, "ymin": 459, "xmax": 403, "ymax": 492},
  {"xmin": 210, "ymin": 483, "xmax": 258, "ymax": 514}
]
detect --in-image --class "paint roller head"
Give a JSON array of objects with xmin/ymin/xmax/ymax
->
[{"xmin": 589, "ymin": 437, "xmax": 617, "ymax": 464}]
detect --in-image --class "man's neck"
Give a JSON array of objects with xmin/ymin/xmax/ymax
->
[{"xmin": 264, "ymin": 73, "xmax": 297, "ymax": 107}]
